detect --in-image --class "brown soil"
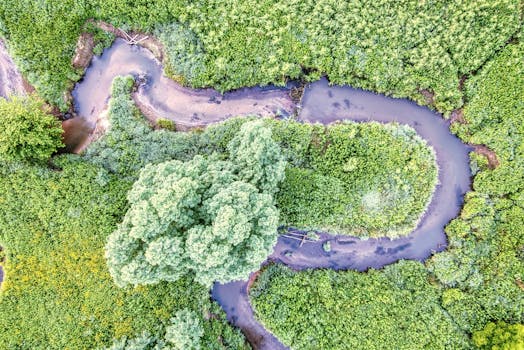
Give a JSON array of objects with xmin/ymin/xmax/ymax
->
[
  {"xmin": 458, "ymin": 75, "xmax": 467, "ymax": 91},
  {"xmin": 472, "ymin": 144, "xmax": 500, "ymax": 169},
  {"xmin": 72, "ymin": 32, "xmax": 95, "ymax": 69},
  {"xmin": 246, "ymin": 270, "xmax": 262, "ymax": 293},
  {"xmin": 450, "ymin": 108, "xmax": 465, "ymax": 124},
  {"xmin": 516, "ymin": 278, "xmax": 524, "ymax": 291},
  {"xmin": 419, "ymin": 88, "xmax": 435, "ymax": 106}
]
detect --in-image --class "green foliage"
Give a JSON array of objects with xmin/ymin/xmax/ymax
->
[
  {"xmin": 250, "ymin": 262, "xmax": 470, "ymax": 349},
  {"xmin": 472, "ymin": 322, "xmax": 524, "ymax": 350},
  {"xmin": 155, "ymin": 23, "xmax": 207, "ymax": 85},
  {"xmin": 164, "ymin": 309, "xmax": 204, "ymax": 350},
  {"xmin": 106, "ymin": 120, "xmax": 285, "ymax": 287},
  {"xmin": 156, "ymin": 118, "xmax": 176, "ymax": 131},
  {"xmin": 201, "ymin": 118, "xmax": 438, "ymax": 238},
  {"xmin": 84, "ymin": 76, "xmax": 200, "ymax": 178},
  {"xmin": 0, "ymin": 156, "xmax": 248, "ymax": 349},
  {"xmin": 0, "ymin": 95, "xmax": 63, "ymax": 162},
  {"xmin": 0, "ymin": 1, "xmax": 521, "ymax": 112},
  {"xmin": 428, "ymin": 40, "xmax": 524, "ymax": 332},
  {"xmin": 227, "ymin": 119, "xmax": 286, "ymax": 195},
  {"xmin": 248, "ymin": 36, "xmax": 524, "ymax": 345},
  {"xmin": 108, "ymin": 309, "xmax": 205, "ymax": 350}
]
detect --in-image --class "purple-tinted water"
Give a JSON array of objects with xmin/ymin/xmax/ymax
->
[
  {"xmin": 0, "ymin": 39, "xmax": 26, "ymax": 99},
  {"xmin": 212, "ymin": 78, "xmax": 472, "ymax": 350},
  {"xmin": 68, "ymin": 38, "xmax": 295, "ymax": 151}
]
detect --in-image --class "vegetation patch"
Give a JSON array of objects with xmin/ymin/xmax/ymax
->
[
  {"xmin": 250, "ymin": 29, "xmax": 524, "ymax": 349},
  {"xmin": 0, "ymin": 156, "xmax": 247, "ymax": 349},
  {"xmin": 250, "ymin": 262, "xmax": 469, "ymax": 349},
  {"xmin": 201, "ymin": 118, "xmax": 438, "ymax": 238},
  {"xmin": 0, "ymin": 95, "xmax": 63, "ymax": 162}
]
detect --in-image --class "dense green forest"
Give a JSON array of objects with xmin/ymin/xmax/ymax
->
[
  {"xmin": 0, "ymin": 0, "xmax": 521, "ymax": 111},
  {"xmin": 0, "ymin": 1, "xmax": 523, "ymax": 349}
]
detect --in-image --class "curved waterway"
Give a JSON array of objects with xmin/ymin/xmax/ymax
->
[
  {"xmin": 0, "ymin": 38, "xmax": 472, "ymax": 349},
  {"xmin": 213, "ymin": 78, "xmax": 472, "ymax": 349},
  {"xmin": 66, "ymin": 38, "xmax": 295, "ymax": 152}
]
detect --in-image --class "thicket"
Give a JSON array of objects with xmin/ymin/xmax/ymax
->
[
  {"xmin": 427, "ymin": 38, "xmax": 524, "ymax": 333},
  {"xmin": 473, "ymin": 322, "xmax": 524, "ymax": 349},
  {"xmin": 0, "ymin": 1, "xmax": 521, "ymax": 112},
  {"xmin": 200, "ymin": 119, "xmax": 437, "ymax": 238},
  {"xmin": 0, "ymin": 95, "xmax": 63, "ymax": 162},
  {"xmin": 250, "ymin": 262, "xmax": 469, "ymax": 349},
  {"xmin": 107, "ymin": 309, "xmax": 206, "ymax": 350},
  {"xmin": 0, "ymin": 159, "xmax": 248, "ymax": 348},
  {"xmin": 106, "ymin": 120, "xmax": 285, "ymax": 288}
]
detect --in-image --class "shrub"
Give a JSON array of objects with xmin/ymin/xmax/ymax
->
[
  {"xmin": 0, "ymin": 95, "xmax": 63, "ymax": 162},
  {"xmin": 473, "ymin": 322, "xmax": 524, "ymax": 350},
  {"xmin": 165, "ymin": 309, "xmax": 204, "ymax": 350}
]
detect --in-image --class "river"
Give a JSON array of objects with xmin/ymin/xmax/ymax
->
[{"xmin": 1, "ymin": 37, "xmax": 472, "ymax": 350}]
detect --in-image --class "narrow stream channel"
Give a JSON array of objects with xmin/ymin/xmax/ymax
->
[
  {"xmin": 1, "ymin": 38, "xmax": 472, "ymax": 350},
  {"xmin": 67, "ymin": 38, "xmax": 295, "ymax": 152}
]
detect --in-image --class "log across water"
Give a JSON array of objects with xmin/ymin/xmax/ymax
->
[{"xmin": 3, "ymin": 38, "xmax": 472, "ymax": 349}]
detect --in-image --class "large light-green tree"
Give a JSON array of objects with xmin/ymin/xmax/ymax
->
[{"xmin": 106, "ymin": 120, "xmax": 285, "ymax": 287}]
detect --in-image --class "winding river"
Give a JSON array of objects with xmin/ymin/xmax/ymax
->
[{"xmin": 1, "ymin": 38, "xmax": 472, "ymax": 349}]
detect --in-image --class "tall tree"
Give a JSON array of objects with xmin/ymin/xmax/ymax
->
[{"xmin": 106, "ymin": 120, "xmax": 285, "ymax": 287}]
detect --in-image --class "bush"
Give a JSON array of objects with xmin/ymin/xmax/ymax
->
[
  {"xmin": 0, "ymin": 95, "xmax": 63, "ymax": 162},
  {"xmin": 473, "ymin": 322, "xmax": 524, "ymax": 350},
  {"xmin": 165, "ymin": 309, "xmax": 204, "ymax": 350},
  {"xmin": 250, "ymin": 262, "xmax": 469, "ymax": 349},
  {"xmin": 0, "ymin": 156, "xmax": 248, "ymax": 349},
  {"xmin": 200, "ymin": 118, "xmax": 438, "ymax": 238}
]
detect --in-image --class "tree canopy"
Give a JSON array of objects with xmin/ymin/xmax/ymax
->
[
  {"xmin": 106, "ymin": 120, "xmax": 286, "ymax": 287},
  {"xmin": 0, "ymin": 95, "xmax": 63, "ymax": 162}
]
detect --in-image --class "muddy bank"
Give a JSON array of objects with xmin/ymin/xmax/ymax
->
[
  {"xmin": 472, "ymin": 144, "xmax": 500, "ymax": 169},
  {"xmin": 91, "ymin": 20, "xmax": 166, "ymax": 62},
  {"xmin": 0, "ymin": 39, "xmax": 30, "ymax": 99}
]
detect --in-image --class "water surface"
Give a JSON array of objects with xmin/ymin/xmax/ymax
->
[
  {"xmin": 0, "ymin": 38, "xmax": 472, "ymax": 350},
  {"xmin": 0, "ymin": 40, "xmax": 26, "ymax": 99},
  {"xmin": 69, "ymin": 39, "xmax": 295, "ymax": 151}
]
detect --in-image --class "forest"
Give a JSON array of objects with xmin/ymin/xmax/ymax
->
[{"xmin": 0, "ymin": 1, "xmax": 522, "ymax": 349}]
